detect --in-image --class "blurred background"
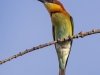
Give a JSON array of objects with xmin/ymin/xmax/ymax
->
[{"xmin": 0, "ymin": 0, "xmax": 100, "ymax": 75}]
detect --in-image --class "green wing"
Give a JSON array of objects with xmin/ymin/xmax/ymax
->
[{"xmin": 70, "ymin": 16, "xmax": 74, "ymax": 35}]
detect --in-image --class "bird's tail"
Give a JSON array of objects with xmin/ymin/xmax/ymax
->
[{"xmin": 59, "ymin": 68, "xmax": 66, "ymax": 75}]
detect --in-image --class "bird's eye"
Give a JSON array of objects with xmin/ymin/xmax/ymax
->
[
  {"xmin": 49, "ymin": 0, "xmax": 54, "ymax": 3},
  {"xmin": 52, "ymin": 0, "xmax": 58, "ymax": 4},
  {"xmin": 53, "ymin": 0, "xmax": 55, "ymax": 2}
]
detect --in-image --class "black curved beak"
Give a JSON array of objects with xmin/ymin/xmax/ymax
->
[
  {"xmin": 38, "ymin": 0, "xmax": 45, "ymax": 3},
  {"xmin": 38, "ymin": 0, "xmax": 54, "ymax": 3}
]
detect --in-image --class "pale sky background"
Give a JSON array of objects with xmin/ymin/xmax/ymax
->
[{"xmin": 0, "ymin": 0, "xmax": 100, "ymax": 75}]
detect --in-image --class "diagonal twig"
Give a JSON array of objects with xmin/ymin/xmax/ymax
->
[{"xmin": 0, "ymin": 29, "xmax": 100, "ymax": 64}]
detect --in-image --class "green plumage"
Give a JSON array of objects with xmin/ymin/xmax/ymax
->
[{"xmin": 52, "ymin": 12, "xmax": 74, "ymax": 70}]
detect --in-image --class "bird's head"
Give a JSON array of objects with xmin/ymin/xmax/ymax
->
[{"xmin": 38, "ymin": 0, "xmax": 66, "ymax": 14}]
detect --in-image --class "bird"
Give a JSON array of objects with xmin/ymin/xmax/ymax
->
[{"xmin": 38, "ymin": 0, "xmax": 74, "ymax": 75}]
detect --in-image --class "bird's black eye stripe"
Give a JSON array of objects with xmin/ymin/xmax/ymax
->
[
  {"xmin": 47, "ymin": 0, "xmax": 53, "ymax": 3},
  {"xmin": 47, "ymin": 0, "xmax": 57, "ymax": 3}
]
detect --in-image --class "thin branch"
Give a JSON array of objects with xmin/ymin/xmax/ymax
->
[{"xmin": 0, "ymin": 29, "xmax": 100, "ymax": 64}]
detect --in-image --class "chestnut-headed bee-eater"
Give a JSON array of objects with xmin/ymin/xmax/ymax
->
[{"xmin": 38, "ymin": 0, "xmax": 74, "ymax": 75}]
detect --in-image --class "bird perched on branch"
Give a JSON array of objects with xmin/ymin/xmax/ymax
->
[{"xmin": 38, "ymin": 0, "xmax": 74, "ymax": 75}]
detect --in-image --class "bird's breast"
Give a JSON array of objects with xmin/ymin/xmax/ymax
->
[{"xmin": 51, "ymin": 13, "xmax": 71, "ymax": 40}]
